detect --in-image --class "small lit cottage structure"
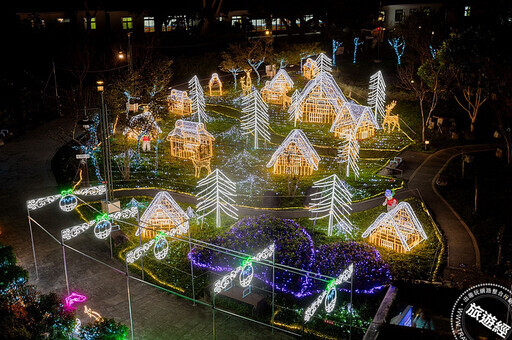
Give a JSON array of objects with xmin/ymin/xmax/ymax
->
[
  {"xmin": 267, "ymin": 129, "xmax": 320, "ymax": 176},
  {"xmin": 166, "ymin": 120, "xmax": 215, "ymax": 177},
  {"xmin": 302, "ymin": 58, "xmax": 319, "ymax": 80},
  {"xmin": 291, "ymin": 72, "xmax": 348, "ymax": 124},
  {"xmin": 362, "ymin": 202, "xmax": 427, "ymax": 253},
  {"xmin": 123, "ymin": 111, "xmax": 162, "ymax": 140},
  {"xmin": 168, "ymin": 89, "xmax": 193, "ymax": 115},
  {"xmin": 209, "ymin": 73, "xmax": 223, "ymax": 96},
  {"xmin": 139, "ymin": 191, "xmax": 189, "ymax": 239},
  {"xmin": 330, "ymin": 102, "xmax": 380, "ymax": 140},
  {"xmin": 261, "ymin": 69, "xmax": 294, "ymax": 107}
]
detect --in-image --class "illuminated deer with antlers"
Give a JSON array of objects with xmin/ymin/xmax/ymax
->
[
  {"xmin": 240, "ymin": 70, "xmax": 253, "ymax": 96},
  {"xmin": 382, "ymin": 100, "xmax": 400, "ymax": 133}
]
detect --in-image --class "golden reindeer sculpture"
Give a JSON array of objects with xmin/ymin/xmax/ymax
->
[
  {"xmin": 382, "ymin": 100, "xmax": 400, "ymax": 133},
  {"xmin": 240, "ymin": 69, "xmax": 252, "ymax": 96}
]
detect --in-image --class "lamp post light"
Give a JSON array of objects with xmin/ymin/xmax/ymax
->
[{"xmin": 118, "ymin": 51, "xmax": 125, "ymax": 60}]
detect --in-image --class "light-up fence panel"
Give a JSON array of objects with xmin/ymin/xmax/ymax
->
[
  {"xmin": 61, "ymin": 207, "xmax": 138, "ymax": 241},
  {"xmin": 27, "ymin": 185, "xmax": 106, "ymax": 212}
]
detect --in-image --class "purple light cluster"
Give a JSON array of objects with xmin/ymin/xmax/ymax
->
[{"xmin": 188, "ymin": 215, "xmax": 392, "ymax": 298}]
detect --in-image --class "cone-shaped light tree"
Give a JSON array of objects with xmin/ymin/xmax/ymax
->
[{"xmin": 241, "ymin": 90, "xmax": 270, "ymax": 149}]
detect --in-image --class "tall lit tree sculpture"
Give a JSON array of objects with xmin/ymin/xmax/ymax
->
[
  {"xmin": 388, "ymin": 37, "xmax": 405, "ymax": 65},
  {"xmin": 316, "ymin": 53, "xmax": 332, "ymax": 74},
  {"xmin": 310, "ymin": 174, "xmax": 353, "ymax": 236},
  {"xmin": 353, "ymin": 37, "xmax": 364, "ymax": 64},
  {"xmin": 368, "ymin": 71, "xmax": 386, "ymax": 119},
  {"xmin": 332, "ymin": 40, "xmax": 343, "ymax": 67},
  {"xmin": 241, "ymin": 90, "xmax": 270, "ymax": 149},
  {"xmin": 339, "ymin": 131, "xmax": 360, "ymax": 179},
  {"xmin": 288, "ymin": 89, "xmax": 301, "ymax": 127},
  {"xmin": 188, "ymin": 76, "xmax": 208, "ymax": 123},
  {"xmin": 196, "ymin": 169, "xmax": 238, "ymax": 228}
]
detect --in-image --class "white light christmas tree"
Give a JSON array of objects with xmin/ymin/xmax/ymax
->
[
  {"xmin": 315, "ymin": 53, "xmax": 332, "ymax": 74},
  {"xmin": 368, "ymin": 71, "xmax": 386, "ymax": 120},
  {"xmin": 196, "ymin": 169, "xmax": 238, "ymax": 228},
  {"xmin": 310, "ymin": 174, "xmax": 353, "ymax": 236},
  {"xmin": 188, "ymin": 75, "xmax": 208, "ymax": 123},
  {"xmin": 339, "ymin": 131, "xmax": 360, "ymax": 179},
  {"xmin": 241, "ymin": 90, "xmax": 270, "ymax": 149},
  {"xmin": 288, "ymin": 89, "xmax": 302, "ymax": 127}
]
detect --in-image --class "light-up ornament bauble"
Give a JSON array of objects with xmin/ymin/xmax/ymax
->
[
  {"xmin": 239, "ymin": 264, "xmax": 254, "ymax": 288},
  {"xmin": 324, "ymin": 287, "xmax": 337, "ymax": 313},
  {"xmin": 59, "ymin": 194, "xmax": 78, "ymax": 212},
  {"xmin": 94, "ymin": 220, "xmax": 112, "ymax": 239},
  {"xmin": 153, "ymin": 236, "xmax": 169, "ymax": 260}
]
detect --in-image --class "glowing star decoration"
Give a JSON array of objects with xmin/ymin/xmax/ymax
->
[
  {"xmin": 353, "ymin": 37, "xmax": 364, "ymax": 64},
  {"xmin": 126, "ymin": 226, "xmax": 190, "ymax": 264},
  {"xmin": 368, "ymin": 71, "xmax": 386, "ymax": 120},
  {"xmin": 61, "ymin": 207, "xmax": 137, "ymax": 241},
  {"xmin": 26, "ymin": 185, "xmax": 106, "ymax": 211},
  {"xmin": 188, "ymin": 75, "xmax": 208, "ymax": 123},
  {"xmin": 64, "ymin": 292, "xmax": 87, "ymax": 310},
  {"xmin": 304, "ymin": 264, "xmax": 353, "ymax": 323},
  {"xmin": 388, "ymin": 37, "xmax": 405, "ymax": 65},
  {"xmin": 84, "ymin": 305, "xmax": 103, "ymax": 322},
  {"xmin": 241, "ymin": 90, "xmax": 270, "ymax": 149},
  {"xmin": 213, "ymin": 243, "xmax": 274, "ymax": 294},
  {"xmin": 196, "ymin": 169, "xmax": 238, "ymax": 229},
  {"xmin": 288, "ymin": 89, "xmax": 302, "ymax": 127},
  {"xmin": 309, "ymin": 174, "xmax": 353, "ymax": 236},
  {"xmin": 332, "ymin": 40, "xmax": 343, "ymax": 67},
  {"xmin": 339, "ymin": 131, "xmax": 360, "ymax": 179},
  {"xmin": 315, "ymin": 53, "xmax": 332, "ymax": 74}
]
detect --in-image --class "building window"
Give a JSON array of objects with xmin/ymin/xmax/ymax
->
[
  {"xmin": 251, "ymin": 19, "xmax": 266, "ymax": 31},
  {"xmin": 272, "ymin": 18, "xmax": 285, "ymax": 31},
  {"xmin": 395, "ymin": 9, "xmax": 404, "ymax": 22},
  {"xmin": 162, "ymin": 16, "xmax": 188, "ymax": 31},
  {"xmin": 464, "ymin": 6, "xmax": 471, "ymax": 17},
  {"xmin": 84, "ymin": 17, "xmax": 96, "ymax": 30},
  {"xmin": 122, "ymin": 17, "xmax": 133, "ymax": 30},
  {"xmin": 144, "ymin": 17, "xmax": 155, "ymax": 32},
  {"xmin": 378, "ymin": 10, "xmax": 386, "ymax": 22},
  {"xmin": 231, "ymin": 16, "xmax": 242, "ymax": 26}
]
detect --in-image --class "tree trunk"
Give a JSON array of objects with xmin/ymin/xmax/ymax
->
[{"xmin": 419, "ymin": 97, "xmax": 426, "ymax": 143}]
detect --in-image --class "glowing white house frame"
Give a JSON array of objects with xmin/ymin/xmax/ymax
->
[
  {"xmin": 267, "ymin": 129, "xmax": 320, "ymax": 176},
  {"xmin": 137, "ymin": 191, "xmax": 189, "ymax": 239},
  {"xmin": 362, "ymin": 202, "xmax": 427, "ymax": 253},
  {"xmin": 208, "ymin": 73, "xmax": 223, "ymax": 96},
  {"xmin": 302, "ymin": 58, "xmax": 319, "ymax": 80},
  {"xmin": 291, "ymin": 72, "xmax": 348, "ymax": 124},
  {"xmin": 260, "ymin": 69, "xmax": 294, "ymax": 107},
  {"xmin": 330, "ymin": 102, "xmax": 380, "ymax": 140}
]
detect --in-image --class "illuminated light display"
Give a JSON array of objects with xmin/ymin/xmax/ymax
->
[
  {"xmin": 260, "ymin": 69, "xmax": 294, "ymax": 108},
  {"xmin": 189, "ymin": 75, "xmax": 208, "ymax": 123},
  {"xmin": 196, "ymin": 169, "xmax": 238, "ymax": 228},
  {"xmin": 208, "ymin": 73, "xmax": 223, "ymax": 96},
  {"xmin": 123, "ymin": 110, "xmax": 162, "ymax": 141},
  {"xmin": 339, "ymin": 131, "xmax": 360, "ymax": 178},
  {"xmin": 241, "ymin": 90, "xmax": 270, "ymax": 149},
  {"xmin": 315, "ymin": 53, "xmax": 332, "ymax": 74},
  {"xmin": 61, "ymin": 207, "xmax": 137, "ymax": 241},
  {"xmin": 330, "ymin": 102, "xmax": 380, "ymax": 140},
  {"xmin": 94, "ymin": 219, "xmax": 112, "ymax": 240},
  {"xmin": 64, "ymin": 292, "xmax": 87, "ymax": 310},
  {"xmin": 288, "ymin": 89, "xmax": 302, "ymax": 127},
  {"xmin": 304, "ymin": 264, "xmax": 353, "ymax": 323},
  {"xmin": 27, "ymin": 185, "xmax": 106, "ymax": 211},
  {"xmin": 368, "ymin": 71, "xmax": 386, "ymax": 119},
  {"xmin": 388, "ymin": 37, "xmax": 405, "ymax": 65},
  {"xmin": 267, "ymin": 129, "xmax": 320, "ymax": 176},
  {"xmin": 84, "ymin": 305, "xmax": 103, "ymax": 322},
  {"xmin": 353, "ymin": 37, "xmax": 364, "ymax": 64},
  {"xmin": 137, "ymin": 191, "xmax": 190, "ymax": 239},
  {"xmin": 168, "ymin": 89, "xmax": 193, "ymax": 116},
  {"xmin": 240, "ymin": 70, "xmax": 252, "ymax": 96},
  {"xmin": 332, "ymin": 40, "xmax": 343, "ymax": 67},
  {"xmin": 291, "ymin": 72, "xmax": 348, "ymax": 124},
  {"xmin": 302, "ymin": 58, "xmax": 319, "ymax": 80},
  {"xmin": 362, "ymin": 202, "xmax": 427, "ymax": 253},
  {"xmin": 153, "ymin": 234, "xmax": 169, "ymax": 260},
  {"xmin": 213, "ymin": 243, "xmax": 274, "ymax": 294},
  {"xmin": 382, "ymin": 101, "xmax": 400, "ymax": 133},
  {"xmin": 309, "ymin": 174, "xmax": 353, "ymax": 236},
  {"xmin": 166, "ymin": 120, "xmax": 215, "ymax": 178}
]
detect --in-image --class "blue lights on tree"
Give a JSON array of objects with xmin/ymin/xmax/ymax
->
[
  {"xmin": 353, "ymin": 37, "xmax": 364, "ymax": 64},
  {"xmin": 332, "ymin": 40, "xmax": 343, "ymax": 67},
  {"xmin": 388, "ymin": 37, "xmax": 405, "ymax": 65}
]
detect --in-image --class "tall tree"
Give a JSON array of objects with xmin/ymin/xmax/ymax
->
[
  {"xmin": 189, "ymin": 75, "xmax": 208, "ymax": 123},
  {"xmin": 247, "ymin": 38, "xmax": 273, "ymax": 85},
  {"xmin": 219, "ymin": 44, "xmax": 245, "ymax": 91},
  {"xmin": 368, "ymin": 71, "xmax": 386, "ymax": 120},
  {"xmin": 241, "ymin": 90, "xmax": 270, "ymax": 149}
]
